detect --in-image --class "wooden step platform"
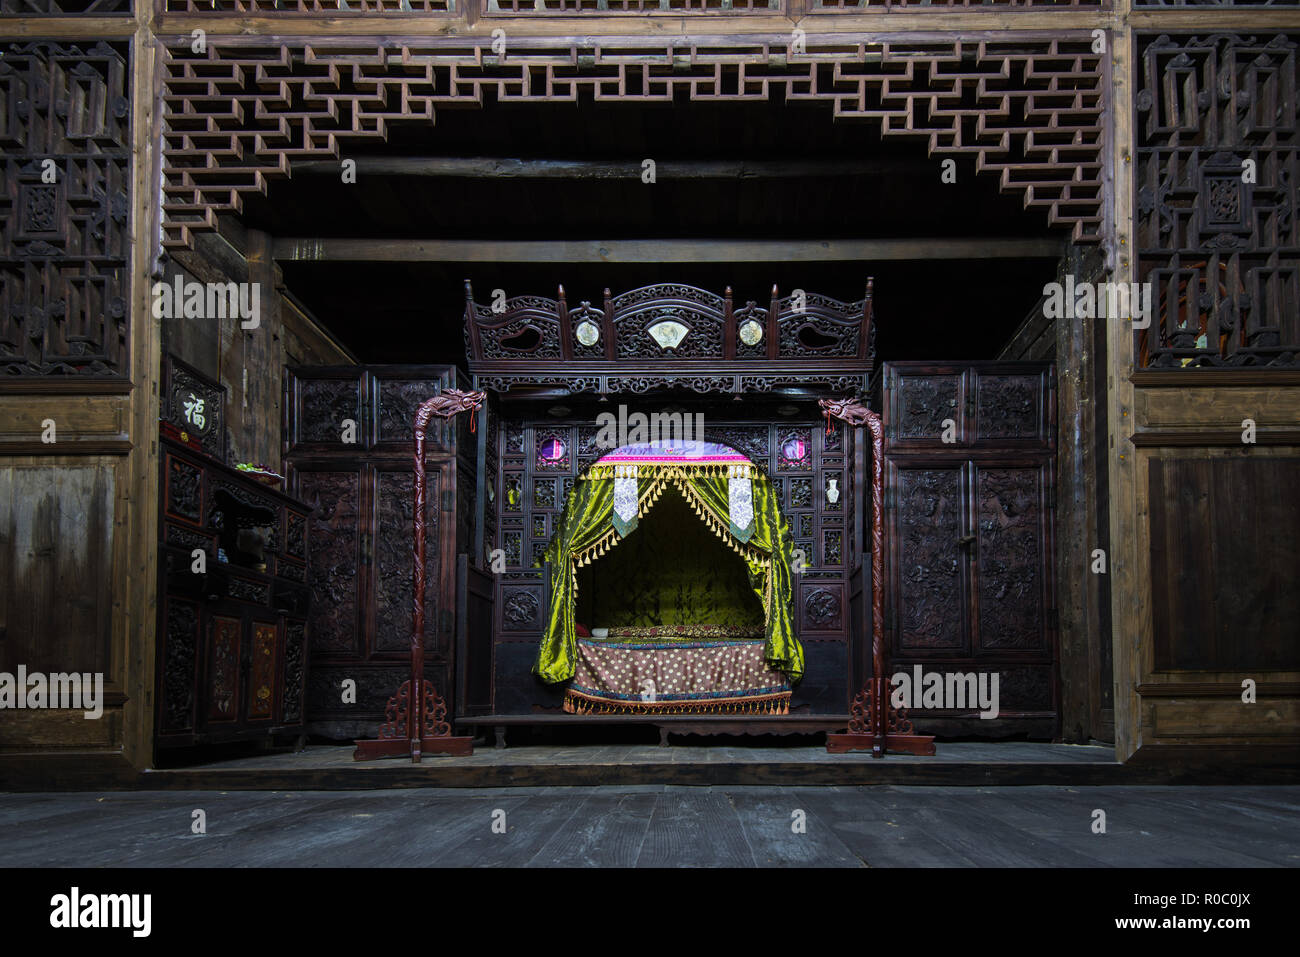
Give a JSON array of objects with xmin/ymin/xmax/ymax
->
[{"xmin": 8, "ymin": 741, "xmax": 1300, "ymax": 792}]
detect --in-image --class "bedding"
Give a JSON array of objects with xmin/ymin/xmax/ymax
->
[{"xmin": 563, "ymin": 624, "xmax": 792, "ymax": 715}]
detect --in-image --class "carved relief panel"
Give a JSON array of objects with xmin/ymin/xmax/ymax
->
[
  {"xmin": 0, "ymin": 41, "xmax": 131, "ymax": 377},
  {"xmin": 883, "ymin": 362, "xmax": 1054, "ymax": 450},
  {"xmin": 1136, "ymin": 33, "xmax": 1300, "ymax": 368}
]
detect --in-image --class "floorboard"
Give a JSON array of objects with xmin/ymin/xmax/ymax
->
[{"xmin": 2, "ymin": 786, "xmax": 1296, "ymax": 867}]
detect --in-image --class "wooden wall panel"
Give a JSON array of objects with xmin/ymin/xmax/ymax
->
[
  {"xmin": 1130, "ymin": 376, "xmax": 1300, "ymax": 757},
  {"xmin": 0, "ymin": 464, "xmax": 115, "ymax": 676},
  {"xmin": 1149, "ymin": 457, "xmax": 1300, "ymax": 673}
]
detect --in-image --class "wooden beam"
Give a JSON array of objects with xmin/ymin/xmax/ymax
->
[
  {"xmin": 273, "ymin": 237, "xmax": 1063, "ymax": 263},
  {"xmin": 291, "ymin": 157, "xmax": 920, "ymax": 179},
  {"xmin": 145, "ymin": 12, "xmax": 1300, "ymax": 41}
]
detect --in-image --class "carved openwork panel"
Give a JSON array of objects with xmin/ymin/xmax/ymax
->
[
  {"xmin": 1135, "ymin": 0, "xmax": 1296, "ymax": 6},
  {"xmin": 163, "ymin": 0, "xmax": 448, "ymax": 10},
  {"xmin": 0, "ymin": 42, "xmax": 130, "ymax": 377},
  {"xmin": 0, "ymin": 0, "xmax": 131, "ymax": 16},
  {"xmin": 814, "ymin": 0, "xmax": 1095, "ymax": 6},
  {"xmin": 161, "ymin": 39, "xmax": 1103, "ymax": 251},
  {"xmin": 282, "ymin": 619, "xmax": 307, "ymax": 725},
  {"xmin": 1136, "ymin": 33, "xmax": 1300, "ymax": 368},
  {"xmin": 161, "ymin": 598, "xmax": 199, "ymax": 733},
  {"xmin": 466, "ymin": 282, "xmax": 874, "ymax": 395},
  {"xmin": 611, "ymin": 283, "xmax": 726, "ymax": 359},
  {"xmin": 776, "ymin": 288, "xmax": 873, "ymax": 360},
  {"xmin": 487, "ymin": 0, "xmax": 776, "ymax": 12},
  {"xmin": 464, "ymin": 291, "xmax": 564, "ymax": 362}
]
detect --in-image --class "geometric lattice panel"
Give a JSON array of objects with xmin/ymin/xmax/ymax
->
[
  {"xmin": 814, "ymin": 0, "xmax": 1097, "ymax": 7},
  {"xmin": 0, "ymin": 42, "xmax": 131, "ymax": 377},
  {"xmin": 162, "ymin": 0, "xmax": 448, "ymax": 10},
  {"xmin": 161, "ymin": 36, "xmax": 1104, "ymax": 250},
  {"xmin": 1136, "ymin": 33, "xmax": 1300, "ymax": 368},
  {"xmin": 1135, "ymin": 0, "xmax": 1296, "ymax": 6},
  {"xmin": 0, "ymin": 0, "xmax": 130, "ymax": 12},
  {"xmin": 485, "ymin": 0, "xmax": 774, "ymax": 12}
]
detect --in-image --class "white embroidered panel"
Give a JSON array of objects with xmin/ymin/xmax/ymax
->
[
  {"xmin": 614, "ymin": 475, "xmax": 638, "ymax": 529},
  {"xmin": 729, "ymin": 476, "xmax": 754, "ymax": 538}
]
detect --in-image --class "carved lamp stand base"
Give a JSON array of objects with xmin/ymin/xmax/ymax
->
[
  {"xmin": 825, "ymin": 685, "xmax": 936, "ymax": 758},
  {"xmin": 353, "ymin": 679, "xmax": 473, "ymax": 762}
]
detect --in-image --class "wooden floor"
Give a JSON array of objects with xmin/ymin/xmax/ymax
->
[{"xmin": 2, "ymin": 785, "xmax": 1297, "ymax": 867}]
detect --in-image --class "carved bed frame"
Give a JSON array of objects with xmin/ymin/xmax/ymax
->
[{"xmin": 355, "ymin": 282, "xmax": 932, "ymax": 759}]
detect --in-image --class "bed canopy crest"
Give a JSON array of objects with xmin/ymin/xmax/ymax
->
[{"xmin": 463, "ymin": 280, "xmax": 874, "ymax": 397}]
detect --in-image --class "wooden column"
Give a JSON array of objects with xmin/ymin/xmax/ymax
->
[{"xmin": 1106, "ymin": 5, "xmax": 1142, "ymax": 762}]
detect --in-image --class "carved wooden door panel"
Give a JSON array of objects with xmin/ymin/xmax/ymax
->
[
  {"xmin": 296, "ymin": 466, "xmax": 367, "ymax": 661},
  {"xmin": 284, "ymin": 365, "xmax": 471, "ymax": 737},
  {"xmin": 883, "ymin": 361, "xmax": 1057, "ymax": 737},
  {"xmin": 887, "ymin": 464, "xmax": 969, "ymax": 660}
]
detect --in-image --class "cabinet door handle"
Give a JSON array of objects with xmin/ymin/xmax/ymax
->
[{"xmin": 957, "ymin": 534, "xmax": 976, "ymax": 550}]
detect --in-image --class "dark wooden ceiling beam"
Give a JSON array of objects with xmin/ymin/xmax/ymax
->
[
  {"xmin": 290, "ymin": 157, "xmax": 922, "ymax": 180},
  {"xmin": 273, "ymin": 237, "xmax": 1064, "ymax": 263}
]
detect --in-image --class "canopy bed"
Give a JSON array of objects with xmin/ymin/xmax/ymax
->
[
  {"xmin": 335, "ymin": 279, "xmax": 1053, "ymax": 760},
  {"xmin": 454, "ymin": 279, "xmax": 876, "ymax": 743},
  {"xmin": 533, "ymin": 439, "xmax": 804, "ymax": 716}
]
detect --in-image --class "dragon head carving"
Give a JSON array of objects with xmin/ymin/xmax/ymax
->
[
  {"xmin": 818, "ymin": 396, "xmax": 871, "ymax": 426},
  {"xmin": 426, "ymin": 388, "xmax": 487, "ymax": 419}
]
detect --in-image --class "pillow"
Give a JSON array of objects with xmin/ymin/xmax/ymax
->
[
  {"xmin": 575, "ymin": 623, "xmax": 591, "ymax": 638},
  {"xmin": 605, "ymin": 624, "xmax": 762, "ymax": 640},
  {"xmin": 590, "ymin": 627, "xmax": 609, "ymax": 639}
]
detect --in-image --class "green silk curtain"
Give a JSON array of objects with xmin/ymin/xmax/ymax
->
[{"xmin": 533, "ymin": 468, "xmax": 804, "ymax": 685}]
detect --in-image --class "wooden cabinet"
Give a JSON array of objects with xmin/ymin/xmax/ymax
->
[
  {"xmin": 155, "ymin": 433, "xmax": 311, "ymax": 753},
  {"xmin": 283, "ymin": 365, "xmax": 478, "ymax": 738},
  {"xmin": 881, "ymin": 361, "xmax": 1058, "ymax": 737}
]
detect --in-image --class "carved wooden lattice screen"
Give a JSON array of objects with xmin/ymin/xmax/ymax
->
[
  {"xmin": 159, "ymin": 38, "xmax": 1105, "ymax": 252},
  {"xmin": 0, "ymin": 0, "xmax": 131, "ymax": 13},
  {"xmin": 161, "ymin": 0, "xmax": 452, "ymax": 11},
  {"xmin": 1136, "ymin": 33, "xmax": 1300, "ymax": 368},
  {"xmin": 485, "ymin": 0, "xmax": 777, "ymax": 12},
  {"xmin": 0, "ymin": 42, "xmax": 131, "ymax": 377}
]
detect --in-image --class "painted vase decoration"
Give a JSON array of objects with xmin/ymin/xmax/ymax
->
[{"xmin": 826, "ymin": 478, "xmax": 840, "ymax": 505}]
